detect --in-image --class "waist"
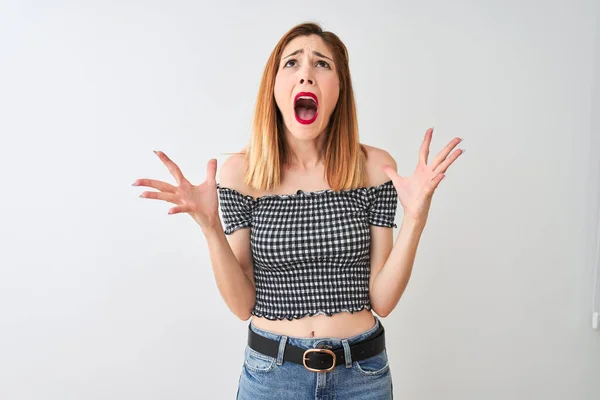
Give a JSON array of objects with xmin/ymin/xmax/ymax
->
[{"xmin": 250, "ymin": 308, "xmax": 376, "ymax": 339}]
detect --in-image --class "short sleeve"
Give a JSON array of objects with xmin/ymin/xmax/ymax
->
[
  {"xmin": 216, "ymin": 183, "xmax": 257, "ymax": 235},
  {"xmin": 367, "ymin": 180, "xmax": 398, "ymax": 228}
]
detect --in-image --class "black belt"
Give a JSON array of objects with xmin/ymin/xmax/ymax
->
[{"xmin": 247, "ymin": 323, "xmax": 386, "ymax": 372}]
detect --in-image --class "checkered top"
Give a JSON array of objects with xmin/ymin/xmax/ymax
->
[{"xmin": 216, "ymin": 180, "xmax": 398, "ymax": 321}]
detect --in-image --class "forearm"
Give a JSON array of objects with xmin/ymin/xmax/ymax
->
[
  {"xmin": 202, "ymin": 223, "xmax": 256, "ymax": 320},
  {"xmin": 371, "ymin": 217, "xmax": 426, "ymax": 316}
]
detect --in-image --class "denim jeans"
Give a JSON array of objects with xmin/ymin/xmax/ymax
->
[{"xmin": 236, "ymin": 315, "xmax": 393, "ymax": 399}]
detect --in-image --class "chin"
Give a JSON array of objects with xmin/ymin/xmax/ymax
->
[{"xmin": 288, "ymin": 129, "xmax": 322, "ymax": 140}]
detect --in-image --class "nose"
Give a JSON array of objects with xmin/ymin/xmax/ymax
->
[{"xmin": 298, "ymin": 55, "xmax": 315, "ymax": 85}]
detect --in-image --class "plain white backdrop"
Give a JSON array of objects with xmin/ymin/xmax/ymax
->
[{"xmin": 1, "ymin": 0, "xmax": 599, "ymax": 399}]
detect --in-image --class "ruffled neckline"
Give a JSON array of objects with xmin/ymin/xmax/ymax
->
[{"xmin": 216, "ymin": 179, "xmax": 394, "ymax": 202}]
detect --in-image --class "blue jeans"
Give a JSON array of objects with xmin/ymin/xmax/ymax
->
[{"xmin": 237, "ymin": 315, "xmax": 393, "ymax": 399}]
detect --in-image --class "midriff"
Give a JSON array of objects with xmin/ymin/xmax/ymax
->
[{"xmin": 250, "ymin": 308, "xmax": 377, "ymax": 339}]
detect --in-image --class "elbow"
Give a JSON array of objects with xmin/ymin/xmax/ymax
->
[
  {"xmin": 234, "ymin": 303, "xmax": 254, "ymax": 321},
  {"xmin": 237, "ymin": 312, "xmax": 252, "ymax": 321},
  {"xmin": 227, "ymin": 291, "xmax": 255, "ymax": 321},
  {"xmin": 373, "ymin": 304, "xmax": 392, "ymax": 318}
]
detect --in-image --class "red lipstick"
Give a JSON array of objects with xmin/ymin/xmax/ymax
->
[{"xmin": 294, "ymin": 92, "xmax": 319, "ymax": 125}]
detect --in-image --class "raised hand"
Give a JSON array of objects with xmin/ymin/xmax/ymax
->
[
  {"xmin": 382, "ymin": 127, "xmax": 464, "ymax": 223},
  {"xmin": 133, "ymin": 151, "xmax": 219, "ymax": 229}
]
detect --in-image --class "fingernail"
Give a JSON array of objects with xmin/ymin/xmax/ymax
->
[
  {"xmin": 132, "ymin": 181, "xmax": 137, "ymax": 186},
  {"xmin": 153, "ymin": 150, "xmax": 159, "ymax": 155},
  {"xmin": 461, "ymin": 148, "xmax": 466, "ymax": 154}
]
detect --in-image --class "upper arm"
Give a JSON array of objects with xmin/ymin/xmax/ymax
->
[
  {"xmin": 218, "ymin": 154, "xmax": 255, "ymax": 287},
  {"xmin": 365, "ymin": 146, "xmax": 398, "ymax": 292}
]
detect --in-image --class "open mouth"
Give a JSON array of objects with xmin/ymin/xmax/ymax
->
[{"xmin": 294, "ymin": 92, "xmax": 319, "ymax": 124}]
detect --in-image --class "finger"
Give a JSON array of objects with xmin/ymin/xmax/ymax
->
[
  {"xmin": 418, "ymin": 127, "xmax": 434, "ymax": 166},
  {"xmin": 154, "ymin": 150, "xmax": 189, "ymax": 186},
  {"xmin": 430, "ymin": 137, "xmax": 462, "ymax": 170},
  {"xmin": 427, "ymin": 173, "xmax": 446, "ymax": 194},
  {"xmin": 133, "ymin": 178, "xmax": 176, "ymax": 193},
  {"xmin": 432, "ymin": 148, "xmax": 464, "ymax": 175},
  {"xmin": 139, "ymin": 191, "xmax": 179, "ymax": 203},
  {"xmin": 206, "ymin": 158, "xmax": 217, "ymax": 184},
  {"xmin": 168, "ymin": 205, "xmax": 191, "ymax": 215}
]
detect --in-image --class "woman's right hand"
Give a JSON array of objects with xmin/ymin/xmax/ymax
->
[{"xmin": 133, "ymin": 151, "xmax": 219, "ymax": 230}]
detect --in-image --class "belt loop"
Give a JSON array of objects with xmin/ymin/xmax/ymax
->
[
  {"xmin": 341, "ymin": 338, "xmax": 352, "ymax": 368},
  {"xmin": 276, "ymin": 335, "xmax": 288, "ymax": 365}
]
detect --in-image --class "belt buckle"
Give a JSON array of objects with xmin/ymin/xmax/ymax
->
[{"xmin": 302, "ymin": 348, "xmax": 336, "ymax": 372}]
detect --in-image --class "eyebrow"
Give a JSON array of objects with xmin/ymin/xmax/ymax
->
[{"xmin": 282, "ymin": 48, "xmax": 333, "ymax": 62}]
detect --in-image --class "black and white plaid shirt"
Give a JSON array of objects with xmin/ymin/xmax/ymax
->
[{"xmin": 216, "ymin": 180, "xmax": 398, "ymax": 321}]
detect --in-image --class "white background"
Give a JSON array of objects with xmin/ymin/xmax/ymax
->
[{"xmin": 1, "ymin": 1, "xmax": 599, "ymax": 399}]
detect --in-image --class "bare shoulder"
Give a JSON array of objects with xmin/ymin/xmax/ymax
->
[
  {"xmin": 217, "ymin": 152, "xmax": 251, "ymax": 194},
  {"xmin": 361, "ymin": 143, "xmax": 397, "ymax": 187}
]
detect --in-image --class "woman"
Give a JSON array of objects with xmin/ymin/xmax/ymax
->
[{"xmin": 133, "ymin": 22, "xmax": 463, "ymax": 399}]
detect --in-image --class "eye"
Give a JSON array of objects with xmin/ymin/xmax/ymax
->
[
  {"xmin": 316, "ymin": 60, "xmax": 331, "ymax": 69},
  {"xmin": 283, "ymin": 59, "xmax": 331, "ymax": 69}
]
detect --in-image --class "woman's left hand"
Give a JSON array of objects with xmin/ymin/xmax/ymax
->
[{"xmin": 382, "ymin": 127, "xmax": 464, "ymax": 223}]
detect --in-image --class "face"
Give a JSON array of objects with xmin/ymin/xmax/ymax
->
[{"xmin": 274, "ymin": 35, "xmax": 340, "ymax": 139}]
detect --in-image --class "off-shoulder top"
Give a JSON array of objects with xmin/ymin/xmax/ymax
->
[{"xmin": 216, "ymin": 180, "xmax": 398, "ymax": 321}]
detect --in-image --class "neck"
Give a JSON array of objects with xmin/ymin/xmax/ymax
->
[{"xmin": 283, "ymin": 132, "xmax": 327, "ymax": 171}]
